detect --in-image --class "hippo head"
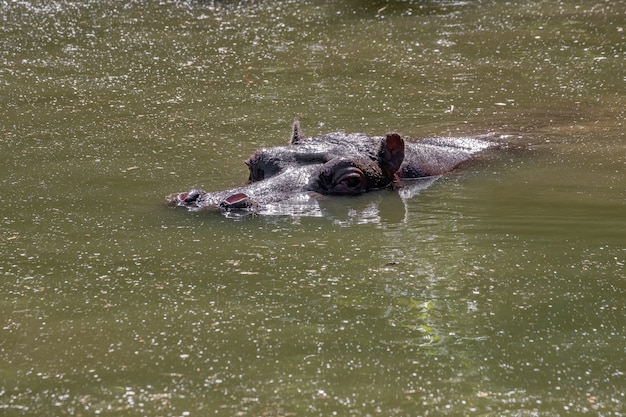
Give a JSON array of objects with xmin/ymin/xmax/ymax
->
[
  {"xmin": 169, "ymin": 122, "xmax": 406, "ymax": 212},
  {"xmin": 168, "ymin": 121, "xmax": 501, "ymax": 215}
]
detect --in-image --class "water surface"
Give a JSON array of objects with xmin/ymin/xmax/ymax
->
[{"xmin": 1, "ymin": 0, "xmax": 625, "ymax": 415}]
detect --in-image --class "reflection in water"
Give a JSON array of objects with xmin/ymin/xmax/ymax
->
[{"xmin": 231, "ymin": 176, "xmax": 441, "ymax": 225}]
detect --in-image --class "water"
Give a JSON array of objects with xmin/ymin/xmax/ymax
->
[{"xmin": 1, "ymin": 0, "xmax": 625, "ymax": 415}]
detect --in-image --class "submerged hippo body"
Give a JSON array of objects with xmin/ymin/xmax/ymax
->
[{"xmin": 169, "ymin": 121, "xmax": 502, "ymax": 216}]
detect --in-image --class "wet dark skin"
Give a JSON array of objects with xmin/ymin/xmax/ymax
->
[{"xmin": 169, "ymin": 121, "xmax": 502, "ymax": 212}]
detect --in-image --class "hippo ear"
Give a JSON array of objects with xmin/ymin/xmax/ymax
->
[
  {"xmin": 290, "ymin": 120, "xmax": 305, "ymax": 145},
  {"xmin": 378, "ymin": 133, "xmax": 405, "ymax": 180}
]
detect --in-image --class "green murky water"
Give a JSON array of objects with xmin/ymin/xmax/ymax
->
[{"xmin": 1, "ymin": 0, "xmax": 625, "ymax": 415}]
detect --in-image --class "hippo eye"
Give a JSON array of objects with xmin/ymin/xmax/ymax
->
[
  {"xmin": 314, "ymin": 160, "xmax": 370, "ymax": 195},
  {"xmin": 329, "ymin": 167, "xmax": 367, "ymax": 195},
  {"xmin": 338, "ymin": 172, "xmax": 363, "ymax": 188}
]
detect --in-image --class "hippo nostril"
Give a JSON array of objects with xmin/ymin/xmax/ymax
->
[
  {"xmin": 181, "ymin": 190, "xmax": 203, "ymax": 204},
  {"xmin": 221, "ymin": 192, "xmax": 250, "ymax": 209}
]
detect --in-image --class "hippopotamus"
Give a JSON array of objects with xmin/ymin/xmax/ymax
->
[{"xmin": 168, "ymin": 121, "xmax": 503, "ymax": 217}]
